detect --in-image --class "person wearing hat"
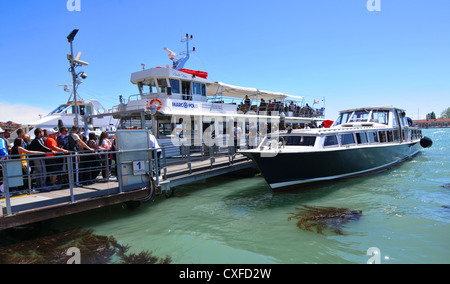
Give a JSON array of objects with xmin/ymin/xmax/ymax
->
[{"xmin": 45, "ymin": 128, "xmax": 69, "ymax": 189}]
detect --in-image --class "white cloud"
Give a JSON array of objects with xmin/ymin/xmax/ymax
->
[{"xmin": 0, "ymin": 103, "xmax": 52, "ymax": 125}]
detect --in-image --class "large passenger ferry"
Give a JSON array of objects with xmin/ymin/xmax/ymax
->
[
  {"xmin": 89, "ymin": 34, "xmax": 325, "ymax": 154},
  {"xmin": 240, "ymin": 106, "xmax": 433, "ymax": 191}
]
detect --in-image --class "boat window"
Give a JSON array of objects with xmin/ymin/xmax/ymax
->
[
  {"xmin": 334, "ymin": 112, "xmax": 352, "ymax": 126},
  {"xmin": 63, "ymin": 106, "xmax": 76, "ymax": 115},
  {"xmin": 79, "ymin": 105, "xmax": 92, "ymax": 116},
  {"xmin": 49, "ymin": 105, "xmax": 69, "ymax": 115},
  {"xmin": 201, "ymin": 84, "xmax": 206, "ymax": 96},
  {"xmin": 367, "ymin": 131, "xmax": 378, "ymax": 144},
  {"xmin": 393, "ymin": 130, "xmax": 400, "ymax": 142},
  {"xmin": 324, "ymin": 135, "xmax": 339, "ymax": 147},
  {"xmin": 283, "ymin": 136, "xmax": 316, "ymax": 146},
  {"xmin": 340, "ymin": 133, "xmax": 355, "ymax": 146},
  {"xmin": 378, "ymin": 131, "xmax": 387, "ymax": 143},
  {"xmin": 371, "ymin": 110, "xmax": 389, "ymax": 125},
  {"xmin": 392, "ymin": 113, "xmax": 398, "ymax": 127},
  {"xmin": 158, "ymin": 122, "xmax": 172, "ymax": 137},
  {"xmin": 387, "ymin": 131, "xmax": 394, "ymax": 142},
  {"xmin": 169, "ymin": 79, "xmax": 180, "ymax": 94},
  {"xmin": 356, "ymin": 132, "xmax": 368, "ymax": 144},
  {"xmin": 349, "ymin": 111, "xmax": 370, "ymax": 123},
  {"xmin": 181, "ymin": 81, "xmax": 191, "ymax": 99},
  {"xmin": 141, "ymin": 78, "xmax": 158, "ymax": 94},
  {"xmin": 157, "ymin": 79, "xmax": 168, "ymax": 93},
  {"xmin": 398, "ymin": 110, "xmax": 407, "ymax": 127},
  {"xmin": 192, "ymin": 83, "xmax": 206, "ymax": 96}
]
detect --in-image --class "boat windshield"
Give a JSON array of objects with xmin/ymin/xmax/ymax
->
[
  {"xmin": 370, "ymin": 110, "xmax": 389, "ymax": 125},
  {"xmin": 349, "ymin": 110, "xmax": 370, "ymax": 123},
  {"xmin": 49, "ymin": 105, "xmax": 69, "ymax": 115},
  {"xmin": 333, "ymin": 112, "xmax": 352, "ymax": 126}
]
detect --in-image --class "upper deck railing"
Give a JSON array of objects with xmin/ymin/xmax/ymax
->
[{"xmin": 111, "ymin": 93, "xmax": 325, "ymax": 119}]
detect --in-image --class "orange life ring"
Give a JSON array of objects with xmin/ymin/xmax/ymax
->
[{"xmin": 149, "ymin": 99, "xmax": 163, "ymax": 111}]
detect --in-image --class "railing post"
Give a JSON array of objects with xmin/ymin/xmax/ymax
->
[
  {"xmin": 163, "ymin": 146, "xmax": 167, "ymax": 180},
  {"xmin": 210, "ymin": 144, "xmax": 214, "ymax": 169},
  {"xmin": 67, "ymin": 155, "xmax": 75, "ymax": 204},
  {"xmin": 2, "ymin": 161, "xmax": 13, "ymax": 216},
  {"xmin": 188, "ymin": 146, "xmax": 192, "ymax": 174},
  {"xmin": 26, "ymin": 155, "xmax": 32, "ymax": 191},
  {"xmin": 116, "ymin": 150, "xmax": 123, "ymax": 194},
  {"xmin": 155, "ymin": 148, "xmax": 160, "ymax": 186}
]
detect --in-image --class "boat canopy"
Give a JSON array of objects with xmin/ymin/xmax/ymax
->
[{"xmin": 207, "ymin": 81, "xmax": 302, "ymax": 102}]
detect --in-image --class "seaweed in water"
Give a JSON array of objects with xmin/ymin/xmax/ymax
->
[
  {"xmin": 0, "ymin": 229, "xmax": 172, "ymax": 264},
  {"xmin": 288, "ymin": 205, "xmax": 362, "ymax": 236}
]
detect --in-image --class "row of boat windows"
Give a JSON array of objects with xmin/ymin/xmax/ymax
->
[
  {"xmin": 49, "ymin": 105, "xmax": 93, "ymax": 116},
  {"xmin": 276, "ymin": 129, "xmax": 422, "ymax": 147},
  {"xmin": 334, "ymin": 110, "xmax": 410, "ymax": 127},
  {"xmin": 324, "ymin": 129, "xmax": 422, "ymax": 147},
  {"xmin": 141, "ymin": 78, "xmax": 206, "ymax": 97}
]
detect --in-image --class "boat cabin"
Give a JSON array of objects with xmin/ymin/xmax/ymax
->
[{"xmin": 257, "ymin": 106, "xmax": 423, "ymax": 153}]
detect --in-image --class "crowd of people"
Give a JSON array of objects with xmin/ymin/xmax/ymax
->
[
  {"xmin": 237, "ymin": 96, "xmax": 325, "ymax": 118},
  {"xmin": 0, "ymin": 126, "xmax": 116, "ymax": 195}
]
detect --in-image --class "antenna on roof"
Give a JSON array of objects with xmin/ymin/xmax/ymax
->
[
  {"xmin": 59, "ymin": 84, "xmax": 74, "ymax": 102},
  {"xmin": 165, "ymin": 33, "xmax": 196, "ymax": 70}
]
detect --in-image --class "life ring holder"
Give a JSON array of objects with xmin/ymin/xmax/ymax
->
[{"xmin": 148, "ymin": 99, "xmax": 163, "ymax": 111}]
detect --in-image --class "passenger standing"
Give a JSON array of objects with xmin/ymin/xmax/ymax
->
[
  {"xmin": 57, "ymin": 127, "xmax": 69, "ymax": 149},
  {"xmin": 233, "ymin": 122, "xmax": 241, "ymax": 152},
  {"xmin": 16, "ymin": 128, "xmax": 27, "ymax": 149},
  {"xmin": 68, "ymin": 126, "xmax": 94, "ymax": 186},
  {"xmin": 28, "ymin": 128, "xmax": 55, "ymax": 191},
  {"xmin": 0, "ymin": 133, "xmax": 8, "ymax": 192},
  {"xmin": 2, "ymin": 129, "xmax": 12, "ymax": 154},
  {"xmin": 149, "ymin": 132, "xmax": 162, "ymax": 176},
  {"xmin": 11, "ymin": 138, "xmax": 46, "ymax": 191},
  {"xmin": 86, "ymin": 132, "xmax": 103, "ymax": 182},
  {"xmin": 0, "ymin": 133, "xmax": 8, "ymax": 160},
  {"xmin": 98, "ymin": 131, "xmax": 112, "ymax": 179},
  {"xmin": 248, "ymin": 122, "xmax": 258, "ymax": 149},
  {"xmin": 45, "ymin": 129, "xmax": 69, "ymax": 188}
]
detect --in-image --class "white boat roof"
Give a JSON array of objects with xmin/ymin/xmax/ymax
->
[
  {"xmin": 206, "ymin": 82, "xmax": 303, "ymax": 101},
  {"xmin": 131, "ymin": 67, "xmax": 303, "ymax": 102},
  {"xmin": 339, "ymin": 105, "xmax": 406, "ymax": 113}
]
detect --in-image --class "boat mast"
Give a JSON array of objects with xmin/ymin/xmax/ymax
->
[{"xmin": 170, "ymin": 33, "xmax": 195, "ymax": 70}]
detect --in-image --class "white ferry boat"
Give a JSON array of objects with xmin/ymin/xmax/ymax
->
[
  {"xmin": 103, "ymin": 34, "xmax": 325, "ymax": 154},
  {"xmin": 240, "ymin": 106, "xmax": 433, "ymax": 191},
  {"xmin": 26, "ymin": 99, "xmax": 118, "ymax": 137}
]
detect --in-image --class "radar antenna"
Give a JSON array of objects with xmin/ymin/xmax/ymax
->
[{"xmin": 165, "ymin": 33, "xmax": 196, "ymax": 70}]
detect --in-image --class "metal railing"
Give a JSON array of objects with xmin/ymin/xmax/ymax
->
[
  {"xmin": 0, "ymin": 141, "xmax": 252, "ymax": 217},
  {"xmin": 0, "ymin": 148, "xmax": 158, "ymax": 217}
]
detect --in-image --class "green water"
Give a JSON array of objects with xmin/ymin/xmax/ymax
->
[{"xmin": 9, "ymin": 129, "xmax": 450, "ymax": 263}]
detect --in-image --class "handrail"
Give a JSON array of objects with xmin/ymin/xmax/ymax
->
[{"xmin": 0, "ymin": 141, "xmax": 251, "ymax": 217}]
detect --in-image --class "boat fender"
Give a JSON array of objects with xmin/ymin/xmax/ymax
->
[
  {"xmin": 420, "ymin": 136, "xmax": 432, "ymax": 148},
  {"xmin": 407, "ymin": 117, "xmax": 413, "ymax": 127}
]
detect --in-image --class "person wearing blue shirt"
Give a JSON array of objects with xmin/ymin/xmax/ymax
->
[{"xmin": 0, "ymin": 136, "xmax": 8, "ymax": 159}]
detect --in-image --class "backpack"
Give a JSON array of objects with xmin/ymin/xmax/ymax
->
[
  {"xmin": 68, "ymin": 133, "xmax": 81, "ymax": 151},
  {"xmin": 57, "ymin": 135, "xmax": 70, "ymax": 150}
]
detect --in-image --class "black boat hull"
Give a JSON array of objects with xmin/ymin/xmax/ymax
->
[{"xmin": 242, "ymin": 142, "xmax": 421, "ymax": 191}]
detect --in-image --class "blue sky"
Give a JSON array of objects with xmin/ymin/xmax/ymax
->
[{"xmin": 0, "ymin": 0, "xmax": 449, "ymax": 123}]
